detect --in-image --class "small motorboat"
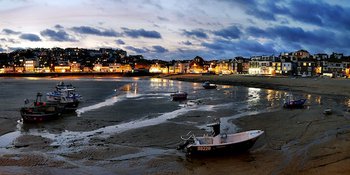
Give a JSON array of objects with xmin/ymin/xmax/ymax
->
[
  {"xmin": 202, "ymin": 81, "xmax": 217, "ymax": 89},
  {"xmin": 171, "ymin": 91, "xmax": 188, "ymax": 101},
  {"xmin": 20, "ymin": 93, "xmax": 63, "ymax": 123},
  {"xmin": 177, "ymin": 121, "xmax": 264, "ymax": 155},
  {"xmin": 283, "ymin": 95, "xmax": 306, "ymax": 109},
  {"xmin": 56, "ymin": 81, "xmax": 75, "ymax": 91},
  {"xmin": 323, "ymin": 108, "xmax": 332, "ymax": 115}
]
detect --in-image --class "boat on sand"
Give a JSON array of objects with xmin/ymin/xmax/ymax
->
[{"xmin": 177, "ymin": 121, "xmax": 264, "ymax": 155}]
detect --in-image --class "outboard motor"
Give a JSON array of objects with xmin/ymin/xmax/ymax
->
[
  {"xmin": 177, "ymin": 140, "xmax": 192, "ymax": 150},
  {"xmin": 207, "ymin": 121, "xmax": 220, "ymax": 136}
]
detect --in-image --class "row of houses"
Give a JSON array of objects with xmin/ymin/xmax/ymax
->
[
  {"xmin": 148, "ymin": 50, "xmax": 350, "ymax": 78},
  {"xmin": 1, "ymin": 49, "xmax": 349, "ymax": 78}
]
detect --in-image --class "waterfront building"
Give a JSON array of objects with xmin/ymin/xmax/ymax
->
[
  {"xmin": 24, "ymin": 59, "xmax": 37, "ymax": 73},
  {"xmin": 249, "ymin": 56, "xmax": 274, "ymax": 75}
]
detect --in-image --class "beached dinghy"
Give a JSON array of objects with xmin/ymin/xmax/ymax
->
[
  {"xmin": 202, "ymin": 81, "xmax": 217, "ymax": 89},
  {"xmin": 171, "ymin": 91, "xmax": 188, "ymax": 101},
  {"xmin": 283, "ymin": 94, "xmax": 306, "ymax": 109},
  {"xmin": 177, "ymin": 122, "xmax": 264, "ymax": 155}
]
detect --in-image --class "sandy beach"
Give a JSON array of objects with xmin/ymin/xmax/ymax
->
[
  {"xmin": 0, "ymin": 75, "xmax": 349, "ymax": 174},
  {"xmin": 164, "ymin": 74, "xmax": 350, "ymax": 174},
  {"xmin": 165, "ymin": 74, "xmax": 350, "ymax": 96}
]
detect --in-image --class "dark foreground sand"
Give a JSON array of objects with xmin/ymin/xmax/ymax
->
[{"xmin": 0, "ymin": 74, "xmax": 350, "ymax": 174}]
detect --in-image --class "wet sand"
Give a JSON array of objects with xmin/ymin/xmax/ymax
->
[
  {"xmin": 1, "ymin": 75, "xmax": 350, "ymax": 174},
  {"xmin": 165, "ymin": 74, "xmax": 350, "ymax": 96}
]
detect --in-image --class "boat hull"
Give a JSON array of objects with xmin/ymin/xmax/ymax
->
[
  {"xmin": 283, "ymin": 99, "xmax": 306, "ymax": 108},
  {"xmin": 185, "ymin": 137, "xmax": 259, "ymax": 155},
  {"xmin": 203, "ymin": 86, "xmax": 217, "ymax": 89},
  {"xmin": 20, "ymin": 109, "xmax": 62, "ymax": 123}
]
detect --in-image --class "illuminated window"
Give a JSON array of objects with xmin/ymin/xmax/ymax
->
[{"xmin": 303, "ymin": 62, "xmax": 307, "ymax": 66}]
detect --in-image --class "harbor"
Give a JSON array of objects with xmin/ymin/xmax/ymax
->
[{"xmin": 0, "ymin": 76, "xmax": 349, "ymax": 174}]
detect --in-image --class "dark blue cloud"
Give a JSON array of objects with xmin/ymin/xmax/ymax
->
[
  {"xmin": 19, "ymin": 33, "xmax": 41, "ymax": 42},
  {"xmin": 0, "ymin": 47, "xmax": 5, "ymax": 52},
  {"xmin": 116, "ymin": 39, "xmax": 125, "ymax": 45},
  {"xmin": 182, "ymin": 29, "xmax": 208, "ymax": 39},
  {"xmin": 54, "ymin": 24, "xmax": 64, "ymax": 29},
  {"xmin": 245, "ymin": 25, "xmax": 350, "ymax": 55},
  {"xmin": 286, "ymin": 1, "xmax": 350, "ymax": 29},
  {"xmin": 71, "ymin": 26, "xmax": 120, "ymax": 37},
  {"xmin": 213, "ymin": 25, "xmax": 241, "ymax": 39},
  {"xmin": 2, "ymin": 29, "xmax": 21, "ymax": 35},
  {"xmin": 202, "ymin": 39, "xmax": 276, "ymax": 56},
  {"xmin": 9, "ymin": 47, "xmax": 25, "ymax": 51},
  {"xmin": 270, "ymin": 26, "xmax": 335, "ymax": 46},
  {"xmin": 122, "ymin": 28, "xmax": 162, "ymax": 39},
  {"xmin": 152, "ymin": 45, "xmax": 168, "ymax": 53},
  {"xmin": 40, "ymin": 29, "xmax": 76, "ymax": 42},
  {"xmin": 246, "ymin": 27, "xmax": 270, "ymax": 38},
  {"xmin": 181, "ymin": 40, "xmax": 192, "ymax": 45},
  {"xmin": 125, "ymin": 46, "xmax": 149, "ymax": 53},
  {"xmin": 230, "ymin": 0, "xmax": 350, "ymax": 30}
]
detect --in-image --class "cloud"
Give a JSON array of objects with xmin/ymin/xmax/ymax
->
[
  {"xmin": 286, "ymin": 1, "xmax": 350, "ymax": 29},
  {"xmin": 0, "ymin": 38, "xmax": 18, "ymax": 43},
  {"xmin": 122, "ymin": 28, "xmax": 162, "ymax": 39},
  {"xmin": 71, "ymin": 26, "xmax": 120, "ymax": 37},
  {"xmin": 40, "ymin": 29, "xmax": 76, "ymax": 42},
  {"xmin": 230, "ymin": 0, "xmax": 350, "ymax": 30},
  {"xmin": 181, "ymin": 40, "xmax": 192, "ymax": 45},
  {"xmin": 125, "ymin": 46, "xmax": 149, "ymax": 53},
  {"xmin": 0, "ymin": 47, "xmax": 5, "ymax": 52},
  {"xmin": 246, "ymin": 27, "xmax": 270, "ymax": 38},
  {"xmin": 213, "ymin": 25, "xmax": 241, "ymax": 39},
  {"xmin": 116, "ymin": 39, "xmax": 125, "ymax": 45},
  {"xmin": 182, "ymin": 29, "xmax": 208, "ymax": 39},
  {"xmin": 152, "ymin": 45, "xmax": 168, "ymax": 53},
  {"xmin": 19, "ymin": 33, "xmax": 41, "ymax": 42},
  {"xmin": 202, "ymin": 39, "xmax": 276, "ymax": 56},
  {"xmin": 157, "ymin": 16, "xmax": 169, "ymax": 21},
  {"xmin": 2, "ymin": 29, "xmax": 21, "ymax": 35},
  {"xmin": 246, "ymin": 26, "xmax": 340, "ymax": 48},
  {"xmin": 9, "ymin": 47, "xmax": 25, "ymax": 51},
  {"xmin": 54, "ymin": 24, "xmax": 64, "ymax": 29}
]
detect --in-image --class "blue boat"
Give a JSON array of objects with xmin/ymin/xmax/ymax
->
[
  {"xmin": 202, "ymin": 81, "xmax": 217, "ymax": 89},
  {"xmin": 283, "ymin": 95, "xmax": 306, "ymax": 108}
]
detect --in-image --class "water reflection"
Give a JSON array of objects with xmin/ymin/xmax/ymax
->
[
  {"xmin": 345, "ymin": 98, "xmax": 350, "ymax": 108},
  {"xmin": 150, "ymin": 78, "xmax": 174, "ymax": 89},
  {"xmin": 247, "ymin": 88, "xmax": 261, "ymax": 106},
  {"xmin": 315, "ymin": 96, "xmax": 322, "ymax": 105}
]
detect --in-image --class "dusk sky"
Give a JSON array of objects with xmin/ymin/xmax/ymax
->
[{"xmin": 0, "ymin": 0, "xmax": 350, "ymax": 60}]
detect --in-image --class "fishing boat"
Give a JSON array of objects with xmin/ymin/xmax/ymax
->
[
  {"xmin": 171, "ymin": 91, "xmax": 188, "ymax": 101},
  {"xmin": 20, "ymin": 93, "xmax": 62, "ymax": 123},
  {"xmin": 283, "ymin": 94, "xmax": 306, "ymax": 108},
  {"xmin": 56, "ymin": 81, "xmax": 75, "ymax": 91},
  {"xmin": 46, "ymin": 82, "xmax": 82, "ymax": 112},
  {"xmin": 202, "ymin": 81, "xmax": 217, "ymax": 89},
  {"xmin": 177, "ymin": 121, "xmax": 264, "ymax": 155}
]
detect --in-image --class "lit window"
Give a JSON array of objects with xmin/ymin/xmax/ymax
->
[{"xmin": 303, "ymin": 62, "xmax": 307, "ymax": 66}]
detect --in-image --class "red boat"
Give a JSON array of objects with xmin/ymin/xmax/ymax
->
[{"xmin": 20, "ymin": 93, "xmax": 62, "ymax": 123}]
